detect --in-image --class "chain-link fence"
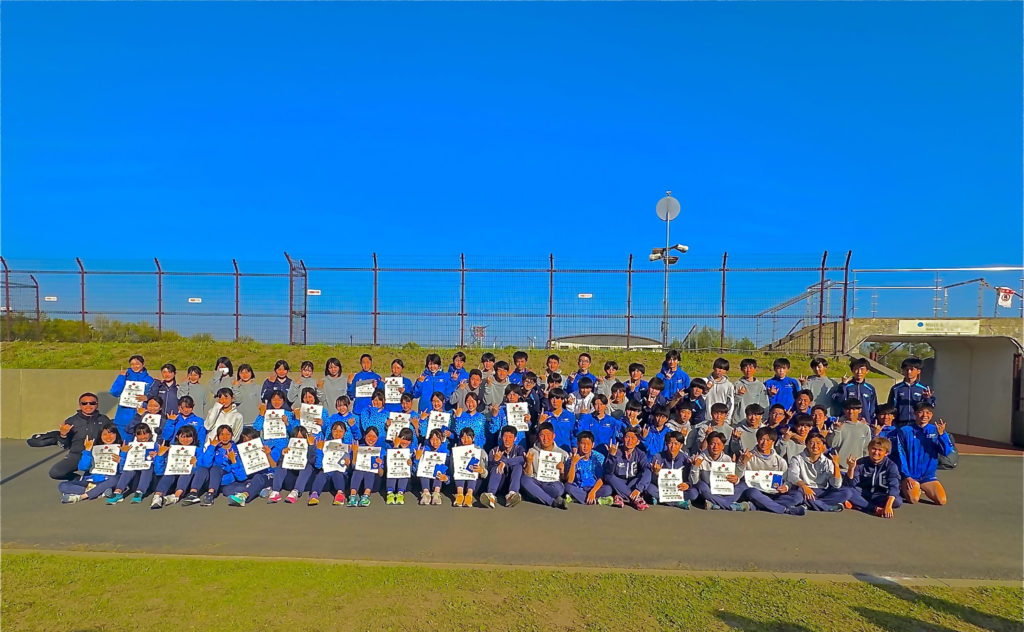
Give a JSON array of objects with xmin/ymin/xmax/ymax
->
[{"xmin": 1, "ymin": 253, "xmax": 1020, "ymax": 353}]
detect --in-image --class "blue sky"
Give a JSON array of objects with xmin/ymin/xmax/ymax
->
[{"xmin": 2, "ymin": 1, "xmax": 1021, "ymax": 272}]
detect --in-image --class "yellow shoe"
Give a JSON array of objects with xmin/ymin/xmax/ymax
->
[
  {"xmin": 453, "ymin": 493, "xmax": 464, "ymax": 507},
  {"xmin": 464, "ymin": 491, "xmax": 474, "ymax": 507}
]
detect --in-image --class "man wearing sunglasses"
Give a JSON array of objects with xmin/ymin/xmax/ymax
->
[{"xmin": 48, "ymin": 393, "xmax": 112, "ymax": 481}]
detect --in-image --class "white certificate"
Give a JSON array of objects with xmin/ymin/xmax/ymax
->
[
  {"xmin": 140, "ymin": 413, "xmax": 162, "ymax": 432},
  {"xmin": 282, "ymin": 438, "xmax": 309, "ymax": 470},
  {"xmin": 386, "ymin": 412, "xmax": 412, "ymax": 442},
  {"xmin": 299, "ymin": 404, "xmax": 323, "ymax": 435},
  {"xmin": 123, "ymin": 441, "xmax": 155, "ymax": 471},
  {"xmin": 262, "ymin": 417, "xmax": 288, "ymax": 440},
  {"xmin": 384, "ymin": 377, "xmax": 404, "ymax": 404},
  {"xmin": 322, "ymin": 440, "xmax": 349, "ymax": 473},
  {"xmin": 427, "ymin": 411, "xmax": 450, "ymax": 436},
  {"xmin": 354, "ymin": 382, "xmax": 376, "ymax": 398},
  {"xmin": 535, "ymin": 450, "xmax": 563, "ymax": 483},
  {"xmin": 238, "ymin": 438, "xmax": 271, "ymax": 476},
  {"xmin": 416, "ymin": 450, "xmax": 446, "ymax": 479},
  {"xmin": 355, "ymin": 446, "xmax": 382, "ymax": 473},
  {"xmin": 658, "ymin": 468, "xmax": 685, "ymax": 503},
  {"xmin": 165, "ymin": 445, "xmax": 196, "ymax": 476},
  {"xmin": 710, "ymin": 461, "xmax": 735, "ymax": 495},
  {"xmin": 387, "ymin": 448, "xmax": 411, "ymax": 479},
  {"xmin": 119, "ymin": 380, "xmax": 148, "ymax": 408},
  {"xmin": 743, "ymin": 470, "xmax": 784, "ymax": 493},
  {"xmin": 91, "ymin": 444, "xmax": 120, "ymax": 476},
  {"xmin": 505, "ymin": 402, "xmax": 529, "ymax": 432},
  {"xmin": 452, "ymin": 445, "xmax": 480, "ymax": 481}
]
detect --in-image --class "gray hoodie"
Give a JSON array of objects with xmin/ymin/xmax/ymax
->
[
  {"xmin": 177, "ymin": 381, "xmax": 211, "ymax": 418},
  {"xmin": 826, "ymin": 420, "xmax": 872, "ymax": 473},
  {"xmin": 727, "ymin": 422, "xmax": 762, "ymax": 456},
  {"xmin": 321, "ymin": 374, "xmax": 348, "ymax": 411},
  {"xmin": 804, "ymin": 375, "xmax": 839, "ymax": 411},
  {"xmin": 786, "ymin": 451, "xmax": 841, "ymax": 489},
  {"xmin": 288, "ymin": 376, "xmax": 321, "ymax": 409},
  {"xmin": 731, "ymin": 378, "xmax": 770, "ymax": 426},
  {"xmin": 232, "ymin": 380, "xmax": 261, "ymax": 425},
  {"xmin": 594, "ymin": 376, "xmax": 623, "ymax": 400},
  {"xmin": 482, "ymin": 378, "xmax": 512, "ymax": 416}
]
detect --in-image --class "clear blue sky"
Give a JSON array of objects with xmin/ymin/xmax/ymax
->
[{"xmin": 2, "ymin": 1, "xmax": 1021, "ymax": 270}]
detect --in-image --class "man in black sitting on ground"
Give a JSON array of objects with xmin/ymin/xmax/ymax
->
[{"xmin": 48, "ymin": 393, "xmax": 111, "ymax": 480}]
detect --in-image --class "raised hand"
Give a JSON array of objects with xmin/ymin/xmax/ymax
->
[
  {"xmin": 317, "ymin": 439, "xmax": 325, "ymax": 449},
  {"xmin": 59, "ymin": 422, "xmax": 73, "ymax": 437},
  {"xmin": 841, "ymin": 373, "xmax": 851, "ymax": 384},
  {"xmin": 118, "ymin": 367, "xmax": 126, "ymax": 376},
  {"xmin": 737, "ymin": 385, "xmax": 747, "ymax": 396},
  {"xmin": 158, "ymin": 444, "xmax": 169, "ymax": 456},
  {"xmin": 924, "ymin": 386, "xmax": 934, "ymax": 398},
  {"xmin": 226, "ymin": 449, "xmax": 236, "ymax": 463},
  {"xmin": 120, "ymin": 443, "xmax": 132, "ymax": 453},
  {"xmin": 846, "ymin": 455, "xmax": 857, "ymax": 471},
  {"xmin": 740, "ymin": 450, "xmax": 753, "ymax": 466},
  {"xmin": 417, "ymin": 374, "xmax": 426, "ymax": 383},
  {"xmin": 306, "ymin": 434, "xmax": 316, "ymax": 445},
  {"xmin": 767, "ymin": 385, "xmax": 779, "ymax": 396},
  {"xmin": 259, "ymin": 403, "xmax": 267, "ymax": 416},
  {"xmin": 348, "ymin": 373, "xmax": 356, "ymax": 383},
  {"xmin": 84, "ymin": 436, "xmax": 95, "ymax": 450},
  {"xmin": 692, "ymin": 455, "xmax": 704, "ymax": 468},
  {"xmin": 570, "ymin": 448, "xmax": 581, "ymax": 465},
  {"xmin": 936, "ymin": 418, "xmax": 947, "ymax": 435},
  {"xmin": 415, "ymin": 447, "xmax": 424, "ymax": 460},
  {"xmin": 651, "ymin": 460, "xmax": 662, "ymax": 474},
  {"xmin": 317, "ymin": 379, "xmax": 324, "ymax": 389},
  {"xmin": 732, "ymin": 428, "xmax": 743, "ymax": 440},
  {"xmin": 606, "ymin": 441, "xmax": 619, "ymax": 457}
]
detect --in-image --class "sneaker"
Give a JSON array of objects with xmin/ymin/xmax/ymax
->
[
  {"xmin": 258, "ymin": 487, "xmax": 271, "ymax": 499},
  {"xmin": 181, "ymin": 492, "xmax": 201, "ymax": 506},
  {"xmin": 395, "ymin": 492, "xmax": 405, "ymax": 505},
  {"xmin": 827, "ymin": 503, "xmax": 845, "ymax": 513},
  {"xmin": 708, "ymin": 503, "xmax": 721, "ymax": 510},
  {"xmin": 844, "ymin": 501, "xmax": 854, "ymax": 510},
  {"xmin": 786, "ymin": 505, "xmax": 807, "ymax": 516},
  {"xmin": 453, "ymin": 493, "xmax": 464, "ymax": 507},
  {"xmin": 359, "ymin": 494, "xmax": 371, "ymax": 507},
  {"xmin": 308, "ymin": 493, "xmax": 319, "ymax": 506},
  {"xmin": 200, "ymin": 492, "xmax": 215, "ymax": 507},
  {"xmin": 676, "ymin": 500, "xmax": 691, "ymax": 510},
  {"xmin": 61, "ymin": 493, "xmax": 81, "ymax": 504},
  {"xmin": 633, "ymin": 497, "xmax": 649, "ymax": 511},
  {"xmin": 464, "ymin": 491, "xmax": 474, "ymax": 507},
  {"xmin": 873, "ymin": 506, "xmax": 885, "ymax": 517},
  {"xmin": 386, "ymin": 492, "xmax": 396, "ymax": 505},
  {"xmin": 552, "ymin": 497, "xmax": 568, "ymax": 510},
  {"xmin": 333, "ymin": 492, "xmax": 346, "ymax": 506},
  {"xmin": 106, "ymin": 492, "xmax": 124, "ymax": 505},
  {"xmin": 483, "ymin": 493, "xmax": 496, "ymax": 508},
  {"xmin": 431, "ymin": 491, "xmax": 443, "ymax": 506},
  {"xmin": 268, "ymin": 491, "xmax": 282, "ymax": 504},
  {"xmin": 150, "ymin": 495, "xmax": 164, "ymax": 510},
  {"xmin": 163, "ymin": 495, "xmax": 180, "ymax": 507},
  {"xmin": 611, "ymin": 495, "xmax": 625, "ymax": 508},
  {"xmin": 347, "ymin": 494, "xmax": 359, "ymax": 507},
  {"xmin": 285, "ymin": 490, "xmax": 299, "ymax": 504},
  {"xmin": 228, "ymin": 492, "xmax": 248, "ymax": 507},
  {"xmin": 563, "ymin": 494, "xmax": 574, "ymax": 504},
  {"xmin": 597, "ymin": 496, "xmax": 614, "ymax": 506},
  {"xmin": 730, "ymin": 502, "xmax": 752, "ymax": 512},
  {"xmin": 131, "ymin": 492, "xmax": 144, "ymax": 504},
  {"xmin": 506, "ymin": 491, "xmax": 521, "ymax": 507},
  {"xmin": 419, "ymin": 491, "xmax": 431, "ymax": 506}
]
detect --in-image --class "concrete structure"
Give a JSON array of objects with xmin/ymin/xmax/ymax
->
[{"xmin": 548, "ymin": 334, "xmax": 663, "ymax": 350}]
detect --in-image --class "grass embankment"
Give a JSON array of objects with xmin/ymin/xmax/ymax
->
[
  {"xmin": 0, "ymin": 341, "xmax": 871, "ymax": 379},
  {"xmin": 2, "ymin": 553, "xmax": 1020, "ymax": 631}
]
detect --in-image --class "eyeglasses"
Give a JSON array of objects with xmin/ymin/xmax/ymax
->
[{"xmin": 80, "ymin": 401, "xmax": 99, "ymax": 406}]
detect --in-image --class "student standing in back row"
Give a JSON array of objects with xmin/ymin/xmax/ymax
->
[
  {"xmin": 887, "ymin": 357, "xmax": 935, "ymax": 427},
  {"xmin": 832, "ymin": 358, "xmax": 878, "ymax": 424},
  {"xmin": 657, "ymin": 350, "xmax": 690, "ymax": 400},
  {"xmin": 731, "ymin": 358, "xmax": 769, "ymax": 427}
]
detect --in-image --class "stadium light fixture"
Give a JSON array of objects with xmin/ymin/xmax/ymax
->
[{"xmin": 651, "ymin": 191, "xmax": 690, "ymax": 348}]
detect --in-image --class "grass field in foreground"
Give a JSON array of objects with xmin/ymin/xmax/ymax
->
[
  {"xmin": 0, "ymin": 341, "xmax": 874, "ymax": 379},
  {"xmin": 2, "ymin": 553, "xmax": 1020, "ymax": 631}
]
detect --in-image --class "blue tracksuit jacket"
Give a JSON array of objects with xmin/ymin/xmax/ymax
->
[
  {"xmin": 887, "ymin": 381, "xmax": 935, "ymax": 424},
  {"xmin": 110, "ymin": 369, "xmax": 155, "ymax": 429},
  {"xmin": 896, "ymin": 423, "xmax": 953, "ymax": 483}
]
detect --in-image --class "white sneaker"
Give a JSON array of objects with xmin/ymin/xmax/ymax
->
[
  {"xmin": 150, "ymin": 495, "xmax": 164, "ymax": 509},
  {"xmin": 431, "ymin": 491, "xmax": 443, "ymax": 506},
  {"xmin": 163, "ymin": 495, "xmax": 180, "ymax": 507}
]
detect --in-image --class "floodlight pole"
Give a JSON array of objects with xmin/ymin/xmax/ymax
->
[{"xmin": 662, "ymin": 210, "xmax": 671, "ymax": 349}]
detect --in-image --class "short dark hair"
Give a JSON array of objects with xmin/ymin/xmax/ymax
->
[
  {"xmin": 756, "ymin": 427, "xmax": 779, "ymax": 442},
  {"xmin": 577, "ymin": 377, "xmax": 595, "ymax": 390},
  {"xmin": 274, "ymin": 359, "xmax": 290, "ymax": 372},
  {"xmin": 576, "ymin": 430, "xmax": 595, "ymax": 443},
  {"xmin": 647, "ymin": 377, "xmax": 665, "ymax": 391},
  {"xmin": 901, "ymin": 357, "xmax": 923, "ymax": 371},
  {"xmin": 705, "ymin": 431, "xmax": 726, "ymax": 445},
  {"xmin": 810, "ymin": 357, "xmax": 828, "ymax": 369},
  {"xmin": 710, "ymin": 402, "xmax": 729, "ymax": 414},
  {"xmin": 849, "ymin": 357, "xmax": 869, "ymax": 371},
  {"xmin": 712, "ymin": 357, "xmax": 730, "ymax": 371},
  {"xmin": 513, "ymin": 351, "xmax": 529, "ymax": 362},
  {"xmin": 739, "ymin": 358, "xmax": 757, "ymax": 370},
  {"xmin": 773, "ymin": 358, "xmax": 791, "ymax": 370},
  {"xmin": 604, "ymin": 360, "xmax": 618, "ymax": 371},
  {"xmin": 744, "ymin": 403, "xmax": 765, "ymax": 416},
  {"xmin": 178, "ymin": 395, "xmax": 194, "ymax": 407},
  {"xmin": 843, "ymin": 398, "xmax": 863, "ymax": 410}
]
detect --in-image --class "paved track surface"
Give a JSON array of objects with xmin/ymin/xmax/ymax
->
[{"xmin": 3, "ymin": 441, "xmax": 1021, "ymax": 580}]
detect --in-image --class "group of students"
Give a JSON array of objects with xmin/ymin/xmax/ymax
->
[{"xmin": 52, "ymin": 349, "xmax": 954, "ymax": 516}]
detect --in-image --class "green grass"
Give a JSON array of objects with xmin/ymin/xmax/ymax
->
[
  {"xmin": 0, "ymin": 341, "xmax": 869, "ymax": 379},
  {"xmin": 1, "ymin": 553, "xmax": 1020, "ymax": 631}
]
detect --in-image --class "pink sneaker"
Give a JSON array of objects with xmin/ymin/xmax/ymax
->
[
  {"xmin": 611, "ymin": 495, "xmax": 625, "ymax": 508},
  {"xmin": 633, "ymin": 497, "xmax": 649, "ymax": 511},
  {"xmin": 268, "ymin": 491, "xmax": 281, "ymax": 504}
]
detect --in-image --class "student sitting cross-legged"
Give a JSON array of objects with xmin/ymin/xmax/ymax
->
[
  {"xmin": 844, "ymin": 437, "xmax": 902, "ymax": 518},
  {"xmin": 564, "ymin": 431, "xmax": 613, "ymax": 506},
  {"xmin": 778, "ymin": 433, "xmax": 850, "ymax": 512},
  {"xmin": 645, "ymin": 430, "xmax": 697, "ymax": 509},
  {"xmin": 521, "ymin": 422, "xmax": 570, "ymax": 510},
  {"xmin": 602, "ymin": 426, "xmax": 652, "ymax": 511},
  {"xmin": 689, "ymin": 431, "xmax": 746, "ymax": 511},
  {"xmin": 482, "ymin": 426, "xmax": 526, "ymax": 509},
  {"xmin": 736, "ymin": 428, "xmax": 805, "ymax": 515}
]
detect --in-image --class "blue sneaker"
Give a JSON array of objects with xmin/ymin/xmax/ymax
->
[
  {"xmin": 130, "ymin": 492, "xmax": 144, "ymax": 504},
  {"xmin": 675, "ymin": 500, "xmax": 691, "ymax": 510},
  {"xmin": 106, "ymin": 492, "xmax": 124, "ymax": 505}
]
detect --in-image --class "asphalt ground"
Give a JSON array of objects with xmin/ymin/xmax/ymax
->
[{"xmin": 3, "ymin": 440, "xmax": 1021, "ymax": 580}]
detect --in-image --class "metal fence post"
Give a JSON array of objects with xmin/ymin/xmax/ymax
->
[
  {"xmin": 301, "ymin": 260, "xmax": 309, "ymax": 345},
  {"xmin": 75, "ymin": 257, "xmax": 87, "ymax": 341},
  {"xmin": 841, "ymin": 250, "xmax": 852, "ymax": 354},
  {"xmin": 817, "ymin": 250, "xmax": 828, "ymax": 354},
  {"xmin": 548, "ymin": 254, "xmax": 555, "ymax": 347},
  {"xmin": 284, "ymin": 252, "xmax": 295, "ymax": 345},
  {"xmin": 30, "ymin": 274, "xmax": 41, "ymax": 339},
  {"xmin": 459, "ymin": 253, "xmax": 466, "ymax": 347},
  {"xmin": 232, "ymin": 259, "xmax": 240, "ymax": 342},
  {"xmin": 372, "ymin": 253, "xmax": 379, "ymax": 346},
  {"xmin": 626, "ymin": 254, "xmax": 633, "ymax": 351},
  {"xmin": 719, "ymin": 252, "xmax": 728, "ymax": 352},
  {"xmin": 154, "ymin": 257, "xmax": 163, "ymax": 337},
  {"xmin": 0, "ymin": 256, "xmax": 10, "ymax": 341}
]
